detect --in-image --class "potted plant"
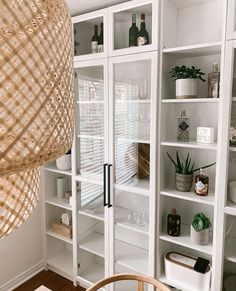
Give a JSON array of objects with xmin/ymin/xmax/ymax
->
[
  {"xmin": 167, "ymin": 151, "xmax": 215, "ymax": 192},
  {"xmin": 169, "ymin": 65, "xmax": 206, "ymax": 99},
  {"xmin": 191, "ymin": 213, "xmax": 211, "ymax": 245},
  {"xmin": 56, "ymin": 149, "xmax": 71, "ymax": 171}
]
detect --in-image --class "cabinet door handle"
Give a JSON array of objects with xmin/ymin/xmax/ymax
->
[
  {"xmin": 103, "ymin": 163, "xmax": 108, "ymax": 207},
  {"xmin": 108, "ymin": 164, "xmax": 112, "ymax": 208}
]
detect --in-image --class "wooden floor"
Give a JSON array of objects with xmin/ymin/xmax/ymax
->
[{"xmin": 14, "ymin": 270, "xmax": 85, "ymax": 291}]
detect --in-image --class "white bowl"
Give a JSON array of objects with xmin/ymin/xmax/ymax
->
[
  {"xmin": 229, "ymin": 181, "xmax": 236, "ymax": 204},
  {"xmin": 56, "ymin": 154, "xmax": 71, "ymax": 171}
]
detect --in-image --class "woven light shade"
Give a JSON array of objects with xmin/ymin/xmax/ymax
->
[
  {"xmin": 0, "ymin": 0, "xmax": 74, "ymax": 176},
  {"xmin": 0, "ymin": 168, "xmax": 40, "ymax": 238},
  {"xmin": 0, "ymin": 0, "xmax": 74, "ymax": 238}
]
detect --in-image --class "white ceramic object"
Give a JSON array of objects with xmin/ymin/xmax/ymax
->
[
  {"xmin": 197, "ymin": 127, "xmax": 215, "ymax": 144},
  {"xmin": 176, "ymin": 79, "xmax": 198, "ymax": 99},
  {"xmin": 224, "ymin": 275, "xmax": 236, "ymax": 291},
  {"xmin": 191, "ymin": 226, "xmax": 209, "ymax": 245},
  {"xmin": 56, "ymin": 154, "xmax": 71, "ymax": 171},
  {"xmin": 229, "ymin": 181, "xmax": 236, "ymax": 203},
  {"xmin": 56, "ymin": 177, "xmax": 65, "ymax": 199},
  {"xmin": 164, "ymin": 251, "xmax": 211, "ymax": 291}
]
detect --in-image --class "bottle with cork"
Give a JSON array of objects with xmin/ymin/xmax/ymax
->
[
  {"xmin": 167, "ymin": 208, "xmax": 181, "ymax": 237},
  {"xmin": 208, "ymin": 63, "xmax": 220, "ymax": 98},
  {"xmin": 194, "ymin": 168, "xmax": 209, "ymax": 196}
]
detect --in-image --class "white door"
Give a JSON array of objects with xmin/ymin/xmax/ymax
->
[
  {"xmin": 74, "ymin": 58, "xmax": 110, "ymax": 289},
  {"xmin": 108, "ymin": 52, "xmax": 158, "ymax": 291}
]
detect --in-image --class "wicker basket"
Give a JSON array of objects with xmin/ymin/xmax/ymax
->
[
  {"xmin": 0, "ymin": 0, "xmax": 74, "ymax": 176},
  {"xmin": 0, "ymin": 168, "xmax": 40, "ymax": 238}
]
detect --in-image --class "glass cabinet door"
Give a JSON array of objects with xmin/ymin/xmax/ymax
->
[
  {"xmin": 74, "ymin": 60, "xmax": 108, "ymax": 287},
  {"xmin": 109, "ymin": 53, "xmax": 157, "ymax": 286}
]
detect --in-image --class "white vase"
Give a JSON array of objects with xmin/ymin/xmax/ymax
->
[
  {"xmin": 190, "ymin": 226, "xmax": 209, "ymax": 245},
  {"xmin": 56, "ymin": 154, "xmax": 71, "ymax": 170},
  {"xmin": 176, "ymin": 79, "xmax": 198, "ymax": 99}
]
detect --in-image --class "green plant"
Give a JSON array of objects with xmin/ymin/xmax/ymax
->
[
  {"xmin": 169, "ymin": 65, "xmax": 206, "ymax": 82},
  {"xmin": 166, "ymin": 151, "xmax": 215, "ymax": 175},
  {"xmin": 192, "ymin": 213, "xmax": 211, "ymax": 232}
]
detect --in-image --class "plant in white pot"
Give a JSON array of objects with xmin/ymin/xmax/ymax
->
[
  {"xmin": 191, "ymin": 213, "xmax": 211, "ymax": 245},
  {"xmin": 169, "ymin": 65, "xmax": 206, "ymax": 99},
  {"xmin": 56, "ymin": 149, "xmax": 71, "ymax": 171},
  {"xmin": 167, "ymin": 151, "xmax": 215, "ymax": 192}
]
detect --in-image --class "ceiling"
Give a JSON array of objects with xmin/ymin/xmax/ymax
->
[{"xmin": 66, "ymin": 0, "xmax": 129, "ymax": 16}]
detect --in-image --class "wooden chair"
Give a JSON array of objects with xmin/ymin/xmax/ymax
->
[{"xmin": 86, "ymin": 273, "xmax": 171, "ymax": 291}]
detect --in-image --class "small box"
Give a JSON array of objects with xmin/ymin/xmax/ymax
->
[
  {"xmin": 197, "ymin": 127, "xmax": 214, "ymax": 144},
  {"xmin": 164, "ymin": 251, "xmax": 211, "ymax": 291},
  {"xmin": 52, "ymin": 222, "xmax": 72, "ymax": 239}
]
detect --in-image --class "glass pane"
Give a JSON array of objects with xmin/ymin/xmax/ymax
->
[
  {"xmin": 114, "ymin": 60, "xmax": 151, "ymax": 189},
  {"xmin": 75, "ymin": 66, "xmax": 104, "ymax": 179}
]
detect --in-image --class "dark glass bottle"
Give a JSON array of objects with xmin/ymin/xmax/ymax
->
[
  {"xmin": 137, "ymin": 14, "xmax": 149, "ymax": 46},
  {"xmin": 167, "ymin": 208, "xmax": 181, "ymax": 237},
  {"xmin": 91, "ymin": 25, "xmax": 98, "ymax": 54},
  {"xmin": 129, "ymin": 14, "xmax": 139, "ymax": 47},
  {"xmin": 194, "ymin": 168, "xmax": 209, "ymax": 196},
  {"xmin": 98, "ymin": 22, "xmax": 104, "ymax": 53}
]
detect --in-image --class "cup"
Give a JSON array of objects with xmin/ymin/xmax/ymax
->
[{"xmin": 56, "ymin": 177, "xmax": 65, "ymax": 199}]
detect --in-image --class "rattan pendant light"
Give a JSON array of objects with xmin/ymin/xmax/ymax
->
[{"xmin": 0, "ymin": 0, "xmax": 74, "ymax": 238}]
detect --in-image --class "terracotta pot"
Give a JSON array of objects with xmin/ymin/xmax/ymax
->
[
  {"xmin": 191, "ymin": 226, "xmax": 209, "ymax": 245},
  {"xmin": 176, "ymin": 79, "xmax": 198, "ymax": 99},
  {"xmin": 175, "ymin": 173, "xmax": 193, "ymax": 192}
]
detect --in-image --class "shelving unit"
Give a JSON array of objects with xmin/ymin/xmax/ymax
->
[{"xmin": 42, "ymin": 0, "xmax": 236, "ymax": 290}]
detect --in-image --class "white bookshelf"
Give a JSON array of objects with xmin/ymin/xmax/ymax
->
[{"xmin": 42, "ymin": 0, "xmax": 236, "ymax": 290}]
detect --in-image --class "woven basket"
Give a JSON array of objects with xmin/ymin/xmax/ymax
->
[
  {"xmin": 0, "ymin": 0, "xmax": 74, "ymax": 176},
  {"xmin": 0, "ymin": 167, "xmax": 40, "ymax": 239}
]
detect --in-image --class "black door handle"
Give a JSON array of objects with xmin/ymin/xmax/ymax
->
[
  {"xmin": 103, "ymin": 164, "xmax": 108, "ymax": 207},
  {"xmin": 108, "ymin": 164, "xmax": 112, "ymax": 208}
]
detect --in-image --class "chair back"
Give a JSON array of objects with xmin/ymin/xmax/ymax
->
[{"xmin": 86, "ymin": 273, "xmax": 171, "ymax": 291}]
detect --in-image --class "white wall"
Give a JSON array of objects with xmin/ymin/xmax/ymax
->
[{"xmin": 0, "ymin": 201, "xmax": 43, "ymax": 289}]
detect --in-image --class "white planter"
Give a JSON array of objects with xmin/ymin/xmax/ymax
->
[
  {"xmin": 176, "ymin": 79, "xmax": 198, "ymax": 99},
  {"xmin": 56, "ymin": 154, "xmax": 71, "ymax": 171},
  {"xmin": 164, "ymin": 251, "xmax": 212, "ymax": 291},
  {"xmin": 191, "ymin": 226, "xmax": 209, "ymax": 245}
]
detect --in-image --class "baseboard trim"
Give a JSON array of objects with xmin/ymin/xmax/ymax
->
[{"xmin": 0, "ymin": 261, "xmax": 45, "ymax": 291}]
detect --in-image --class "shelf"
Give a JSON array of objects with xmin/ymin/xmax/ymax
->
[
  {"xmin": 230, "ymin": 146, "xmax": 236, "ymax": 152},
  {"xmin": 115, "ymin": 206, "xmax": 149, "ymax": 235},
  {"xmin": 79, "ymin": 209, "xmax": 104, "ymax": 221},
  {"xmin": 47, "ymin": 249, "xmax": 73, "ymax": 277},
  {"xmin": 159, "ymin": 224, "xmax": 213, "ymax": 255},
  {"xmin": 77, "ymin": 262, "xmax": 104, "ymax": 286},
  {"xmin": 116, "ymin": 99, "xmax": 151, "ymax": 104},
  {"xmin": 163, "ymin": 41, "xmax": 222, "ymax": 58},
  {"xmin": 76, "ymin": 100, "xmax": 104, "ymax": 104},
  {"xmin": 45, "ymin": 197, "xmax": 72, "ymax": 211},
  {"xmin": 161, "ymin": 139, "xmax": 217, "ymax": 150},
  {"xmin": 44, "ymin": 163, "xmax": 72, "ymax": 176},
  {"xmin": 160, "ymin": 188, "xmax": 215, "ymax": 206},
  {"xmin": 162, "ymin": 98, "xmax": 219, "ymax": 104},
  {"xmin": 225, "ymin": 236, "xmax": 236, "ymax": 263},
  {"xmin": 115, "ymin": 179, "xmax": 150, "ymax": 197},
  {"xmin": 225, "ymin": 201, "xmax": 236, "ymax": 216},
  {"xmin": 160, "ymin": 274, "xmax": 193, "ymax": 291},
  {"xmin": 77, "ymin": 134, "xmax": 104, "ymax": 140},
  {"xmin": 79, "ymin": 232, "xmax": 104, "ymax": 258},
  {"xmin": 46, "ymin": 229, "xmax": 73, "ymax": 244},
  {"xmin": 117, "ymin": 137, "xmax": 150, "ymax": 144},
  {"xmin": 168, "ymin": 0, "xmax": 217, "ymax": 9},
  {"xmin": 115, "ymin": 240, "xmax": 148, "ymax": 275},
  {"xmin": 79, "ymin": 232, "xmax": 148, "ymax": 274}
]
